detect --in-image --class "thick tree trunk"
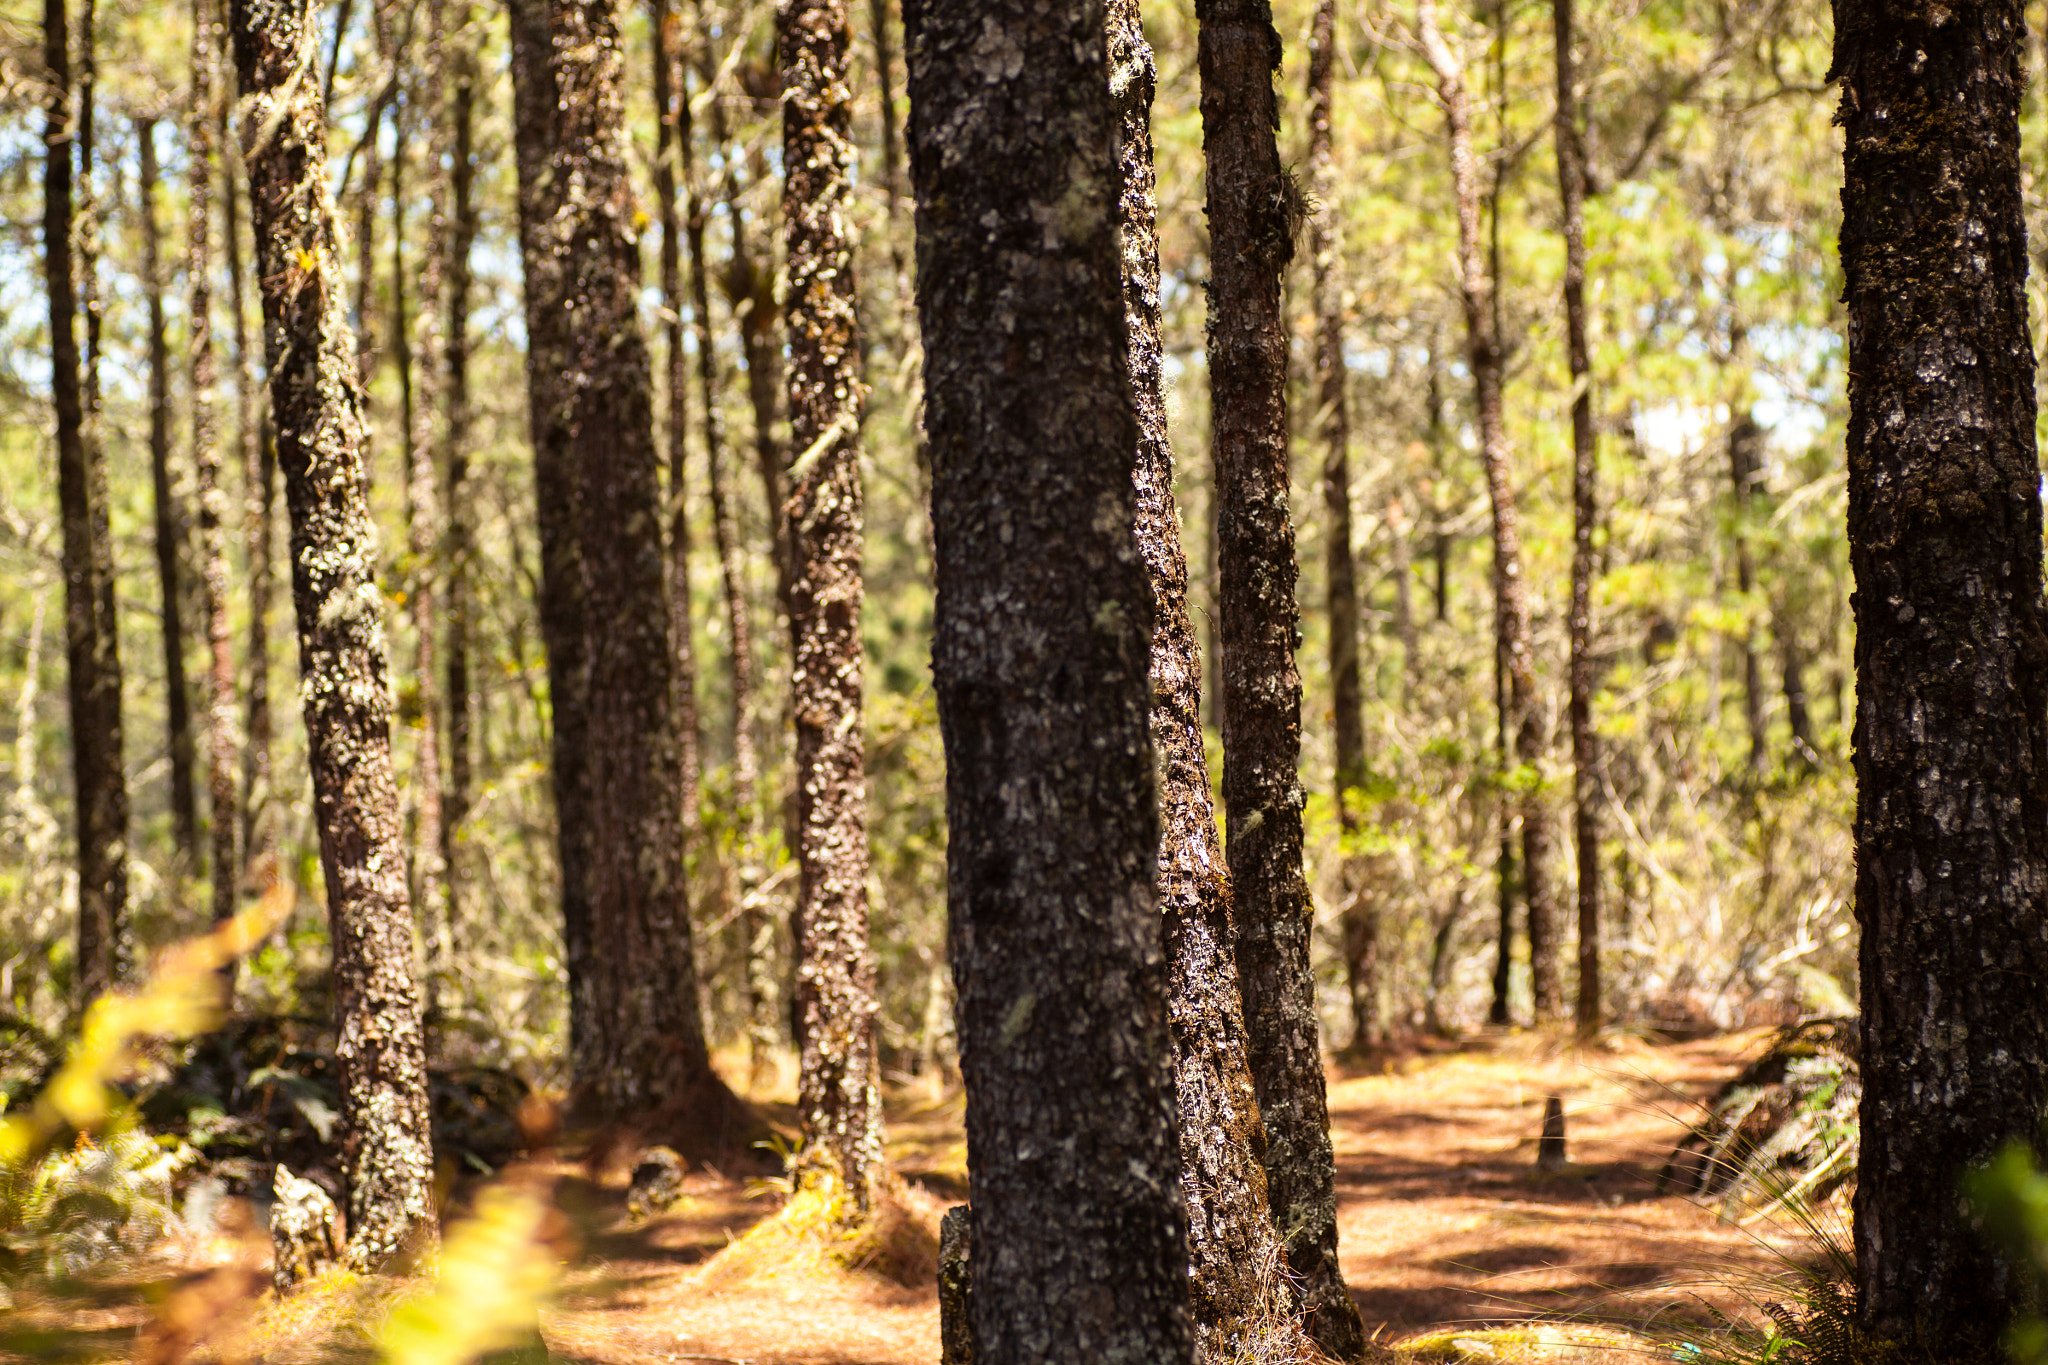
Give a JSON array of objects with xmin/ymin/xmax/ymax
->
[
  {"xmin": 782, "ymin": 0, "xmax": 882, "ymax": 1210},
  {"xmin": 1111, "ymin": 3, "xmax": 1298, "ymax": 1356},
  {"xmin": 226, "ymin": 0, "xmax": 436, "ymax": 1267},
  {"xmin": 182, "ymin": 25, "xmax": 241, "ymax": 933},
  {"xmin": 507, "ymin": 0, "xmax": 750, "ymax": 1141},
  {"xmin": 441, "ymin": 1, "xmax": 480, "ymax": 929},
  {"xmin": 1198, "ymin": 2, "xmax": 1364, "ymax": 1357},
  {"xmin": 1833, "ymin": 3, "xmax": 2048, "ymax": 1349},
  {"xmin": 905, "ymin": 1, "xmax": 1194, "ymax": 1359},
  {"xmin": 1554, "ymin": 0, "xmax": 1600, "ymax": 1037},
  {"xmin": 45, "ymin": 0, "xmax": 128, "ymax": 1004},
  {"xmin": 651, "ymin": 0, "xmax": 705, "ymax": 839},
  {"xmin": 139, "ymin": 120, "xmax": 200, "ymax": 872},
  {"xmin": 1419, "ymin": 0, "xmax": 1555, "ymax": 1023}
]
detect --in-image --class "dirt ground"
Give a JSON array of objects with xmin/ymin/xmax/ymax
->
[{"xmin": 539, "ymin": 1028, "xmax": 1829, "ymax": 1364}]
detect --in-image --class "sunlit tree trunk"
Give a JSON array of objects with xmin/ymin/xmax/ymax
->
[
  {"xmin": 45, "ymin": 0, "xmax": 128, "ymax": 1005},
  {"xmin": 1115, "ymin": 2, "xmax": 1299, "ymax": 1354},
  {"xmin": 1200, "ymin": 1, "xmax": 1364, "ymax": 1355},
  {"xmin": 782, "ymin": 0, "xmax": 882, "ymax": 1210},
  {"xmin": 227, "ymin": 0, "xmax": 436, "ymax": 1266},
  {"xmin": 1834, "ymin": 0, "xmax": 2048, "ymax": 1348},
  {"xmin": 906, "ymin": 0, "xmax": 1193, "ymax": 1357}
]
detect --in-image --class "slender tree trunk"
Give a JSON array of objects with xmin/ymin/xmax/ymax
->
[
  {"xmin": 139, "ymin": 120, "xmax": 200, "ymax": 873},
  {"xmin": 1419, "ymin": 0, "xmax": 1555, "ymax": 1023},
  {"xmin": 782, "ymin": 0, "xmax": 882, "ymax": 1212},
  {"xmin": 1777, "ymin": 607, "xmax": 1818, "ymax": 767},
  {"xmin": 1199, "ymin": 2, "xmax": 1364, "ymax": 1356},
  {"xmin": 1729, "ymin": 411, "xmax": 1767, "ymax": 771},
  {"xmin": 401, "ymin": 0, "xmax": 453, "ymax": 1013},
  {"xmin": 906, "ymin": 3, "xmax": 1193, "ymax": 1356},
  {"xmin": 227, "ymin": 0, "xmax": 435, "ymax": 1267},
  {"xmin": 1554, "ymin": 0, "xmax": 1600, "ymax": 1037},
  {"xmin": 45, "ymin": 0, "xmax": 128, "ymax": 1005},
  {"xmin": 1112, "ymin": 4, "xmax": 1298, "ymax": 1356},
  {"xmin": 1833, "ymin": 2, "xmax": 2048, "ymax": 1348},
  {"xmin": 222, "ymin": 100, "xmax": 277, "ymax": 889},
  {"xmin": 651, "ymin": 0, "xmax": 704, "ymax": 839},
  {"xmin": 1308, "ymin": 0, "xmax": 1379, "ymax": 1059},
  {"xmin": 507, "ymin": 0, "xmax": 752, "ymax": 1142},
  {"xmin": 441, "ymin": 1, "xmax": 480, "ymax": 930},
  {"xmin": 183, "ymin": 22, "xmax": 241, "ymax": 933}
]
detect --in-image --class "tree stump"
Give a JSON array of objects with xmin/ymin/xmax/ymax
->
[
  {"xmin": 270, "ymin": 1165, "xmax": 344, "ymax": 1292},
  {"xmin": 1536, "ymin": 1096, "xmax": 1567, "ymax": 1170},
  {"xmin": 938, "ymin": 1204, "xmax": 973, "ymax": 1365}
]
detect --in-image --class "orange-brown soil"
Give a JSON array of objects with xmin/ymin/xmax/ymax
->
[{"xmin": 539, "ymin": 1029, "xmax": 1827, "ymax": 1364}]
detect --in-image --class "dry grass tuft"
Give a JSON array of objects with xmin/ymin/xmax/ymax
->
[{"xmin": 693, "ymin": 1169, "xmax": 942, "ymax": 1293}]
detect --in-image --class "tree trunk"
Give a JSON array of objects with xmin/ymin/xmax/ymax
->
[
  {"xmin": 507, "ymin": 0, "xmax": 751, "ymax": 1143},
  {"xmin": 182, "ymin": 23, "xmax": 241, "ymax": 933},
  {"xmin": 441, "ymin": 0, "xmax": 480, "ymax": 931},
  {"xmin": 1553, "ymin": 0, "xmax": 1600, "ymax": 1037},
  {"xmin": 222, "ymin": 107, "xmax": 277, "ymax": 891},
  {"xmin": 1419, "ymin": 0, "xmax": 1555, "ymax": 1023},
  {"xmin": 1308, "ymin": 0, "xmax": 1379, "ymax": 1063},
  {"xmin": 783, "ymin": 0, "xmax": 882, "ymax": 1211},
  {"xmin": 1833, "ymin": 2, "xmax": 2048, "ymax": 1348},
  {"xmin": 226, "ymin": 0, "xmax": 436, "ymax": 1268},
  {"xmin": 1112, "ymin": 3, "xmax": 1298, "ymax": 1356},
  {"xmin": 139, "ymin": 120, "xmax": 200, "ymax": 874},
  {"xmin": 400, "ymin": 0, "xmax": 453, "ymax": 1014},
  {"xmin": 651, "ymin": 0, "xmax": 705, "ymax": 840},
  {"xmin": 45, "ymin": 0, "xmax": 128, "ymax": 1005},
  {"xmin": 1199, "ymin": 2, "xmax": 1364, "ymax": 1356},
  {"xmin": 904, "ymin": 1, "xmax": 1194, "ymax": 1358},
  {"xmin": 1729, "ymin": 412, "xmax": 1767, "ymax": 771}
]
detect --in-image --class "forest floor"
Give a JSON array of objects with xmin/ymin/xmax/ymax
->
[{"xmin": 538, "ymin": 1027, "xmax": 1832, "ymax": 1365}]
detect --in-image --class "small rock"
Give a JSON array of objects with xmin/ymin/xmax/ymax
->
[
  {"xmin": 625, "ymin": 1145, "xmax": 686, "ymax": 1222},
  {"xmin": 271, "ymin": 1164, "xmax": 345, "ymax": 1292}
]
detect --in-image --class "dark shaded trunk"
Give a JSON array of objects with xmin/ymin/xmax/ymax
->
[
  {"xmin": 227, "ymin": 0, "xmax": 435, "ymax": 1267},
  {"xmin": 651, "ymin": 0, "xmax": 704, "ymax": 839},
  {"xmin": 1554, "ymin": 0, "xmax": 1600, "ymax": 1037},
  {"xmin": 1832, "ymin": 3, "xmax": 2048, "ymax": 1349},
  {"xmin": 507, "ymin": 0, "xmax": 750, "ymax": 1143},
  {"xmin": 441, "ymin": 2, "xmax": 480, "ymax": 928},
  {"xmin": 783, "ymin": 0, "xmax": 882, "ymax": 1211},
  {"xmin": 904, "ymin": 1, "xmax": 1193, "ymax": 1358},
  {"xmin": 1199, "ymin": 2, "xmax": 1363, "ymax": 1356},
  {"xmin": 140, "ymin": 120, "xmax": 200, "ymax": 871},
  {"xmin": 1420, "ymin": 0, "xmax": 1555, "ymax": 1023},
  {"xmin": 1778, "ymin": 609, "xmax": 1817, "ymax": 767},
  {"xmin": 45, "ymin": 0, "xmax": 128, "ymax": 1004},
  {"xmin": 183, "ymin": 26, "xmax": 241, "ymax": 933},
  {"xmin": 1112, "ymin": 3, "xmax": 1297, "ymax": 1356},
  {"xmin": 1729, "ymin": 412, "xmax": 1767, "ymax": 771},
  {"xmin": 1308, "ymin": 0, "xmax": 1379, "ymax": 1061}
]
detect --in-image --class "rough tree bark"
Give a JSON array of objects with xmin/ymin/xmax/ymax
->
[
  {"xmin": 227, "ymin": 0, "xmax": 436, "ymax": 1267},
  {"xmin": 782, "ymin": 0, "xmax": 882, "ymax": 1209},
  {"xmin": 1198, "ymin": 1, "xmax": 1365, "ymax": 1356},
  {"xmin": 1553, "ymin": 0, "xmax": 1600, "ymax": 1036},
  {"xmin": 507, "ymin": 0, "xmax": 751, "ymax": 1141},
  {"xmin": 45, "ymin": 0, "xmax": 128, "ymax": 1004},
  {"xmin": 1419, "ymin": 0, "xmax": 1555, "ymax": 1023},
  {"xmin": 1308, "ymin": 0, "xmax": 1378, "ymax": 1055},
  {"xmin": 139, "ymin": 119, "xmax": 200, "ymax": 873},
  {"xmin": 651, "ymin": 0, "xmax": 705, "ymax": 839},
  {"xmin": 1833, "ymin": 1, "xmax": 2048, "ymax": 1349},
  {"xmin": 1113, "ymin": 2, "xmax": 1299, "ymax": 1354},
  {"xmin": 182, "ymin": 19, "xmax": 242, "ymax": 932},
  {"xmin": 905, "ymin": 0, "xmax": 1194, "ymax": 1359}
]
